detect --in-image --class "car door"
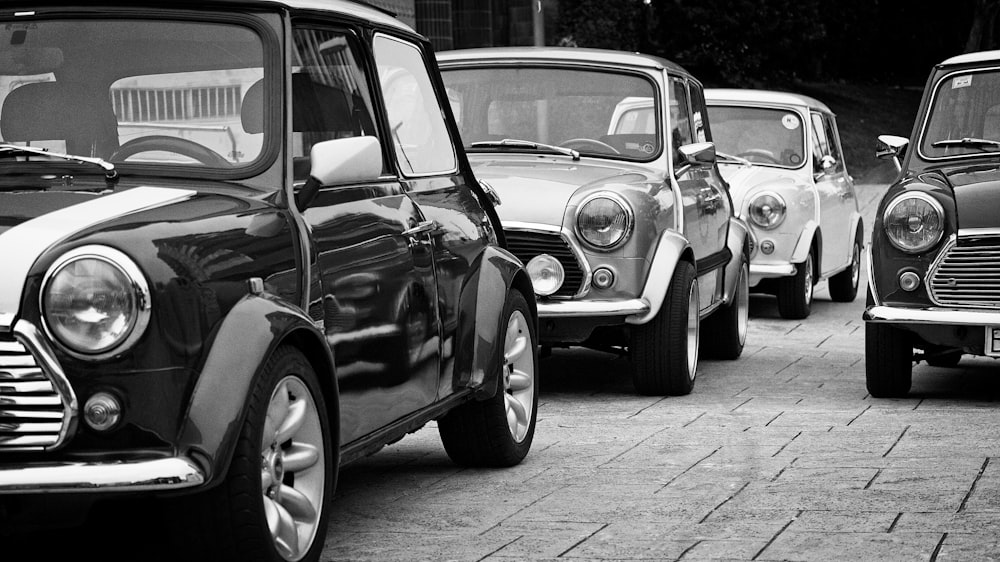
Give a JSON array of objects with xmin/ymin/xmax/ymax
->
[
  {"xmin": 672, "ymin": 77, "xmax": 729, "ymax": 310},
  {"xmin": 291, "ymin": 25, "xmax": 441, "ymax": 445},
  {"xmin": 372, "ymin": 33, "xmax": 492, "ymax": 400},
  {"xmin": 810, "ymin": 111, "xmax": 853, "ymax": 276}
]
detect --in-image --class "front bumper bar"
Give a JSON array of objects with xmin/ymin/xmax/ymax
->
[
  {"xmin": 0, "ymin": 456, "xmax": 205, "ymax": 494},
  {"xmin": 749, "ymin": 263, "xmax": 796, "ymax": 286},
  {"xmin": 864, "ymin": 305, "xmax": 1000, "ymax": 326},
  {"xmin": 537, "ymin": 298, "xmax": 649, "ymax": 319}
]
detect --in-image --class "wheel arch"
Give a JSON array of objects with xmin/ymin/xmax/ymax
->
[
  {"xmin": 791, "ymin": 221, "xmax": 821, "ymax": 277},
  {"xmin": 626, "ymin": 229, "xmax": 693, "ymax": 326},
  {"xmin": 176, "ymin": 294, "xmax": 337, "ymax": 489},
  {"xmin": 722, "ymin": 217, "xmax": 750, "ymax": 305}
]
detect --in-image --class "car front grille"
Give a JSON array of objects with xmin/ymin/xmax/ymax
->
[
  {"xmin": 0, "ymin": 339, "xmax": 69, "ymax": 450},
  {"xmin": 505, "ymin": 229, "xmax": 586, "ymax": 298},
  {"xmin": 928, "ymin": 237, "xmax": 1000, "ymax": 308}
]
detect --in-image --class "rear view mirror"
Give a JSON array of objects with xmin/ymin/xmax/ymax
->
[
  {"xmin": 678, "ymin": 141, "xmax": 716, "ymax": 167},
  {"xmin": 876, "ymin": 134, "xmax": 909, "ymax": 172},
  {"xmin": 296, "ymin": 136, "xmax": 383, "ymax": 210}
]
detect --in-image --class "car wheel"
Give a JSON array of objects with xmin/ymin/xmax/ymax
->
[
  {"xmin": 631, "ymin": 261, "xmax": 699, "ymax": 396},
  {"xmin": 701, "ymin": 257, "xmax": 748, "ymax": 360},
  {"xmin": 926, "ymin": 350, "xmax": 962, "ymax": 367},
  {"xmin": 865, "ymin": 323, "xmax": 913, "ymax": 397},
  {"xmin": 438, "ymin": 288, "xmax": 537, "ymax": 467},
  {"xmin": 176, "ymin": 346, "xmax": 334, "ymax": 562},
  {"xmin": 829, "ymin": 227, "xmax": 862, "ymax": 302},
  {"xmin": 777, "ymin": 250, "xmax": 813, "ymax": 319}
]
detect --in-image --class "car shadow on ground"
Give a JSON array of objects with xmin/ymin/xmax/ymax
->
[{"xmin": 907, "ymin": 356, "xmax": 1000, "ymax": 402}]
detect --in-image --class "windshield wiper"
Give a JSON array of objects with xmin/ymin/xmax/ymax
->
[
  {"xmin": 470, "ymin": 138, "xmax": 580, "ymax": 161},
  {"xmin": 931, "ymin": 137, "xmax": 1000, "ymax": 151},
  {"xmin": 0, "ymin": 143, "xmax": 118, "ymax": 182},
  {"xmin": 716, "ymin": 151, "xmax": 752, "ymax": 166}
]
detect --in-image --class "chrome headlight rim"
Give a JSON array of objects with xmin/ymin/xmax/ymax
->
[
  {"xmin": 575, "ymin": 192, "xmax": 635, "ymax": 251},
  {"xmin": 882, "ymin": 191, "xmax": 945, "ymax": 254},
  {"xmin": 40, "ymin": 245, "xmax": 151, "ymax": 361},
  {"xmin": 747, "ymin": 191, "xmax": 787, "ymax": 230}
]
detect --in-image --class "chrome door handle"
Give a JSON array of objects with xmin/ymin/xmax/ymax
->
[{"xmin": 403, "ymin": 220, "xmax": 435, "ymax": 237}]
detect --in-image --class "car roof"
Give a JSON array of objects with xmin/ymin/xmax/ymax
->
[
  {"xmin": 704, "ymin": 88, "xmax": 833, "ymax": 113},
  {"xmin": 437, "ymin": 47, "xmax": 692, "ymax": 77},
  {"xmin": 939, "ymin": 50, "xmax": 1000, "ymax": 67},
  {"xmin": 142, "ymin": 0, "xmax": 414, "ymax": 32}
]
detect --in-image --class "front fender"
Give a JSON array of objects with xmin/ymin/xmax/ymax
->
[
  {"xmin": 453, "ymin": 245, "xmax": 535, "ymax": 400},
  {"xmin": 791, "ymin": 220, "xmax": 820, "ymax": 264},
  {"xmin": 176, "ymin": 294, "xmax": 334, "ymax": 487},
  {"xmin": 722, "ymin": 218, "xmax": 749, "ymax": 304},
  {"xmin": 626, "ymin": 229, "xmax": 693, "ymax": 325}
]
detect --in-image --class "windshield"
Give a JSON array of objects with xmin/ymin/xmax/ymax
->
[
  {"xmin": 709, "ymin": 106, "xmax": 806, "ymax": 168},
  {"xmin": 0, "ymin": 17, "xmax": 265, "ymax": 172},
  {"xmin": 921, "ymin": 70, "xmax": 1000, "ymax": 159},
  {"xmin": 441, "ymin": 66, "xmax": 660, "ymax": 161}
]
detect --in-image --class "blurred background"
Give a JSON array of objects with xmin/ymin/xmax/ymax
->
[{"xmin": 369, "ymin": 0, "xmax": 1000, "ymax": 183}]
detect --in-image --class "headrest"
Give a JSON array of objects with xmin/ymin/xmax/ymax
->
[
  {"xmin": 291, "ymin": 73, "xmax": 353, "ymax": 134},
  {"xmin": 241, "ymin": 80, "xmax": 264, "ymax": 134},
  {"xmin": 1, "ymin": 82, "xmax": 75, "ymax": 142}
]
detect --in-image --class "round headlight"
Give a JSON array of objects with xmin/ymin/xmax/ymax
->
[
  {"xmin": 883, "ymin": 192, "xmax": 944, "ymax": 253},
  {"xmin": 42, "ymin": 246, "xmax": 150, "ymax": 357},
  {"xmin": 576, "ymin": 193, "xmax": 633, "ymax": 249},
  {"xmin": 526, "ymin": 254, "xmax": 565, "ymax": 296},
  {"xmin": 748, "ymin": 192, "xmax": 786, "ymax": 229}
]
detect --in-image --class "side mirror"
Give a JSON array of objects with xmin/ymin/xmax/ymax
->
[
  {"xmin": 677, "ymin": 141, "xmax": 717, "ymax": 167},
  {"xmin": 297, "ymin": 136, "xmax": 383, "ymax": 210},
  {"xmin": 820, "ymin": 155, "xmax": 837, "ymax": 171},
  {"xmin": 875, "ymin": 134, "xmax": 909, "ymax": 172}
]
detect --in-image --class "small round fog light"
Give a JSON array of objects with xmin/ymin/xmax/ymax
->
[
  {"xmin": 84, "ymin": 392, "xmax": 121, "ymax": 432},
  {"xmin": 899, "ymin": 271, "xmax": 921, "ymax": 292},
  {"xmin": 526, "ymin": 254, "xmax": 565, "ymax": 296},
  {"xmin": 760, "ymin": 240, "xmax": 775, "ymax": 255},
  {"xmin": 592, "ymin": 267, "xmax": 615, "ymax": 289}
]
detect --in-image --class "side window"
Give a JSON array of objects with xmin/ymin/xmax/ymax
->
[
  {"xmin": 669, "ymin": 78, "xmax": 693, "ymax": 165},
  {"xmin": 688, "ymin": 83, "xmax": 710, "ymax": 143},
  {"xmin": 810, "ymin": 113, "xmax": 830, "ymax": 172},
  {"xmin": 822, "ymin": 114, "xmax": 845, "ymax": 173},
  {"xmin": 373, "ymin": 35, "xmax": 456, "ymax": 176},
  {"xmin": 291, "ymin": 27, "xmax": 380, "ymax": 178}
]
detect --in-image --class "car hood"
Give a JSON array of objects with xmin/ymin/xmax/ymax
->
[
  {"xmin": 469, "ymin": 155, "xmax": 655, "ymax": 225},
  {"xmin": 938, "ymin": 164, "xmax": 1000, "ymax": 230},
  {"xmin": 718, "ymin": 162, "xmax": 802, "ymax": 210}
]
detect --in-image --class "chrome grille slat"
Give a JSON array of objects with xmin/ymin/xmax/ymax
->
[{"xmin": 0, "ymin": 337, "xmax": 68, "ymax": 451}]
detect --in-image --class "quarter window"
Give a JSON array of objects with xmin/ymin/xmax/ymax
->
[
  {"xmin": 373, "ymin": 35, "xmax": 456, "ymax": 176},
  {"xmin": 669, "ymin": 78, "xmax": 693, "ymax": 165}
]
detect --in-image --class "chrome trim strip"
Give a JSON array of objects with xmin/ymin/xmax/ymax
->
[
  {"xmin": 958, "ymin": 228, "xmax": 1000, "ymax": 239},
  {"xmin": 0, "ymin": 187, "xmax": 196, "ymax": 330},
  {"xmin": 925, "ymin": 235, "xmax": 957, "ymax": 308},
  {"xmin": 502, "ymin": 221, "xmax": 594, "ymax": 298},
  {"xmin": 749, "ymin": 264, "xmax": 797, "ymax": 278},
  {"xmin": 863, "ymin": 305, "xmax": 1000, "ymax": 325},
  {"xmin": 882, "ymin": 191, "xmax": 945, "ymax": 253},
  {"xmin": 538, "ymin": 298, "xmax": 649, "ymax": 318},
  {"xmin": 865, "ymin": 245, "xmax": 881, "ymax": 306},
  {"xmin": 13, "ymin": 319, "xmax": 77, "ymax": 451},
  {"xmin": 0, "ymin": 456, "xmax": 205, "ymax": 493}
]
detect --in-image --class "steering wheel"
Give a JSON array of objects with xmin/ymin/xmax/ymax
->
[
  {"xmin": 559, "ymin": 138, "xmax": 621, "ymax": 155},
  {"xmin": 736, "ymin": 148, "xmax": 781, "ymax": 164},
  {"xmin": 111, "ymin": 136, "xmax": 232, "ymax": 167}
]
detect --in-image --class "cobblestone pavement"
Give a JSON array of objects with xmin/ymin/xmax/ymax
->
[{"xmin": 322, "ymin": 184, "xmax": 1000, "ymax": 561}]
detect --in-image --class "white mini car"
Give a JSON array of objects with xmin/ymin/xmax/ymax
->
[{"xmin": 706, "ymin": 89, "xmax": 864, "ymax": 319}]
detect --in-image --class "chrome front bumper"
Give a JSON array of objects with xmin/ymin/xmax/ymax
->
[
  {"xmin": 863, "ymin": 305, "xmax": 1000, "ymax": 326},
  {"xmin": 0, "ymin": 456, "xmax": 205, "ymax": 494},
  {"xmin": 749, "ymin": 263, "xmax": 795, "ymax": 286},
  {"xmin": 537, "ymin": 298, "xmax": 649, "ymax": 319}
]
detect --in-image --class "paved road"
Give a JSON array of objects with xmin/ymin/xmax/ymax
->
[{"xmin": 322, "ymin": 184, "xmax": 1000, "ymax": 561}]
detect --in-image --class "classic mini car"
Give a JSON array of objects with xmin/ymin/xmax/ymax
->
[
  {"xmin": 437, "ymin": 47, "xmax": 750, "ymax": 396},
  {"xmin": 865, "ymin": 50, "xmax": 1000, "ymax": 396},
  {"xmin": 0, "ymin": 2, "xmax": 539, "ymax": 561},
  {"xmin": 705, "ymin": 89, "xmax": 864, "ymax": 319}
]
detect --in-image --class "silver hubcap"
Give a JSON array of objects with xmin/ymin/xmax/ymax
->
[
  {"xmin": 804, "ymin": 253, "xmax": 814, "ymax": 304},
  {"xmin": 686, "ymin": 280, "xmax": 700, "ymax": 380},
  {"xmin": 261, "ymin": 376, "xmax": 325, "ymax": 561},
  {"xmin": 736, "ymin": 263, "xmax": 749, "ymax": 346},
  {"xmin": 503, "ymin": 309, "xmax": 534, "ymax": 443}
]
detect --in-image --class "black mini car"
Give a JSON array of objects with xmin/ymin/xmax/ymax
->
[
  {"xmin": 0, "ymin": 2, "xmax": 538, "ymax": 561},
  {"xmin": 866, "ymin": 50, "xmax": 1000, "ymax": 396}
]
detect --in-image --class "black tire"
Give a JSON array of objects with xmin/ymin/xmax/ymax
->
[
  {"xmin": 702, "ymin": 258, "xmax": 749, "ymax": 360},
  {"xmin": 438, "ymin": 289, "xmax": 537, "ymax": 467},
  {"xmin": 926, "ymin": 350, "xmax": 962, "ymax": 368},
  {"xmin": 631, "ymin": 261, "xmax": 699, "ymax": 396},
  {"xmin": 829, "ymin": 226, "xmax": 862, "ymax": 302},
  {"xmin": 865, "ymin": 323, "xmax": 913, "ymax": 397},
  {"xmin": 778, "ymin": 250, "xmax": 814, "ymax": 319},
  {"xmin": 173, "ymin": 346, "xmax": 335, "ymax": 562}
]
